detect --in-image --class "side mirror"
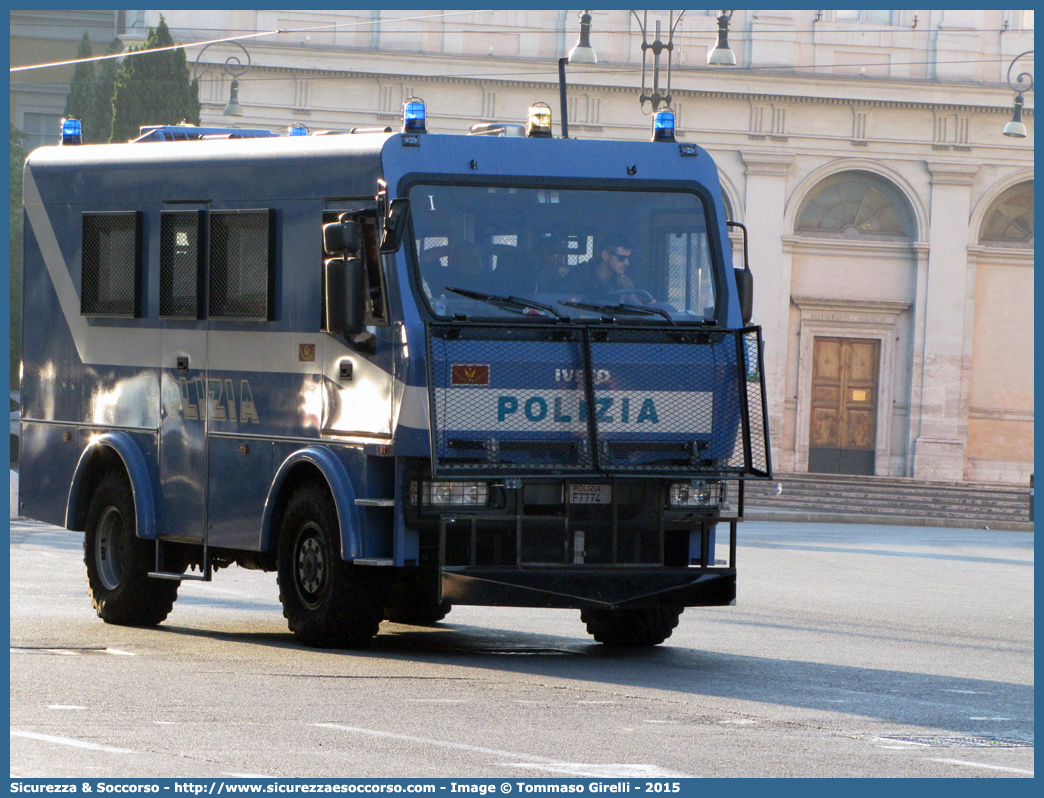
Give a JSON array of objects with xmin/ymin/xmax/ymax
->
[
  {"xmin": 325, "ymin": 256, "xmax": 366, "ymax": 335},
  {"xmin": 735, "ymin": 267, "xmax": 754, "ymax": 326},
  {"xmin": 379, "ymin": 198, "xmax": 410, "ymax": 253},
  {"xmin": 324, "ymin": 218, "xmax": 366, "ymax": 335},
  {"xmin": 323, "ymin": 216, "xmax": 362, "ymax": 258}
]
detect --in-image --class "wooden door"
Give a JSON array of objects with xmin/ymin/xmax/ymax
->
[{"xmin": 808, "ymin": 337, "xmax": 879, "ymax": 475}]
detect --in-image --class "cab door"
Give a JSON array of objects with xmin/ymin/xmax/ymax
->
[{"xmin": 320, "ymin": 209, "xmax": 396, "ymax": 439}]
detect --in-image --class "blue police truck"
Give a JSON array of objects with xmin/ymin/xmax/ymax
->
[{"xmin": 19, "ymin": 105, "xmax": 770, "ymax": 648}]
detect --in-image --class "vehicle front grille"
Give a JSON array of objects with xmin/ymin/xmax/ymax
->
[{"xmin": 433, "ymin": 480, "xmax": 667, "ymax": 567}]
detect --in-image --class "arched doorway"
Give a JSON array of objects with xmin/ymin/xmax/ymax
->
[{"xmin": 790, "ymin": 171, "xmax": 917, "ymax": 476}]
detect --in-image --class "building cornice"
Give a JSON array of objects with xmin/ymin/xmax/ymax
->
[
  {"xmin": 224, "ymin": 59, "xmax": 1034, "ymax": 118},
  {"xmin": 783, "ymin": 236, "xmax": 920, "ymax": 256},
  {"xmin": 792, "ymin": 296, "xmax": 911, "ymax": 316},
  {"xmin": 927, "ymin": 161, "xmax": 981, "ymax": 186},
  {"xmin": 742, "ymin": 151, "xmax": 795, "ymax": 175}
]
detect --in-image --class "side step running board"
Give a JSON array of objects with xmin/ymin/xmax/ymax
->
[
  {"xmin": 148, "ymin": 570, "xmax": 208, "ymax": 581},
  {"xmin": 149, "ymin": 539, "xmax": 212, "ymax": 582}
]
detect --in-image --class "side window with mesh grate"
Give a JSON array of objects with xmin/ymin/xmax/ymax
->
[
  {"xmin": 81, "ymin": 212, "xmax": 142, "ymax": 317},
  {"xmin": 160, "ymin": 211, "xmax": 205, "ymax": 318},
  {"xmin": 209, "ymin": 210, "xmax": 274, "ymax": 320}
]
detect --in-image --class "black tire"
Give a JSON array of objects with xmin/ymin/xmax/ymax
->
[
  {"xmin": 83, "ymin": 470, "xmax": 179, "ymax": 626},
  {"xmin": 580, "ymin": 607, "xmax": 684, "ymax": 647},
  {"xmin": 384, "ymin": 573, "xmax": 451, "ymax": 625},
  {"xmin": 277, "ymin": 482, "xmax": 388, "ymax": 648}
]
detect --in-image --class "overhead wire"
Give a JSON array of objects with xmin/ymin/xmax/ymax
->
[{"xmin": 10, "ymin": 10, "xmax": 496, "ymax": 73}]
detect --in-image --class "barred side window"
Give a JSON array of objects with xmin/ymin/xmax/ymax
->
[
  {"xmin": 209, "ymin": 210, "xmax": 273, "ymax": 320},
  {"xmin": 160, "ymin": 211, "xmax": 205, "ymax": 318},
  {"xmin": 81, "ymin": 212, "xmax": 141, "ymax": 316}
]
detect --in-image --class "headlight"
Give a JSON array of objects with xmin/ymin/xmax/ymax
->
[
  {"xmin": 412, "ymin": 480, "xmax": 489, "ymax": 507},
  {"xmin": 669, "ymin": 480, "xmax": 719, "ymax": 508}
]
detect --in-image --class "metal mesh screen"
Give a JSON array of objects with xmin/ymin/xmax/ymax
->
[
  {"xmin": 209, "ymin": 210, "xmax": 271, "ymax": 319},
  {"xmin": 742, "ymin": 329, "xmax": 771, "ymax": 477},
  {"xmin": 428, "ymin": 326, "xmax": 593, "ymax": 474},
  {"xmin": 427, "ymin": 323, "xmax": 771, "ymax": 479},
  {"xmin": 587, "ymin": 327, "xmax": 770, "ymax": 476},
  {"xmin": 160, "ymin": 211, "xmax": 203, "ymax": 318},
  {"xmin": 81, "ymin": 213, "xmax": 140, "ymax": 316}
]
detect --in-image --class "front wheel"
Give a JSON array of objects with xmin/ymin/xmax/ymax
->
[
  {"xmin": 84, "ymin": 470, "xmax": 179, "ymax": 626},
  {"xmin": 277, "ymin": 482, "xmax": 388, "ymax": 648},
  {"xmin": 580, "ymin": 607, "xmax": 683, "ymax": 647},
  {"xmin": 384, "ymin": 571, "xmax": 451, "ymax": 626}
]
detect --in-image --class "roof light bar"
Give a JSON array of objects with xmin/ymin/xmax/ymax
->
[
  {"xmin": 131, "ymin": 125, "xmax": 278, "ymax": 143},
  {"xmin": 288, "ymin": 124, "xmax": 309, "ymax": 136},
  {"xmin": 527, "ymin": 102, "xmax": 553, "ymax": 138},
  {"xmin": 60, "ymin": 117, "xmax": 83, "ymax": 146},
  {"xmin": 402, "ymin": 97, "xmax": 428, "ymax": 134},
  {"xmin": 652, "ymin": 108, "xmax": 676, "ymax": 142}
]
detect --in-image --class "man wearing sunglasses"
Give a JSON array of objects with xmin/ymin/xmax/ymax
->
[{"xmin": 582, "ymin": 234, "xmax": 645, "ymax": 304}]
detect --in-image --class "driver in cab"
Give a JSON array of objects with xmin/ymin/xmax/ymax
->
[{"xmin": 581, "ymin": 235, "xmax": 646, "ymax": 304}]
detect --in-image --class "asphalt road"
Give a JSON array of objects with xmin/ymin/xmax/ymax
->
[{"xmin": 9, "ymin": 518, "xmax": 1034, "ymax": 778}]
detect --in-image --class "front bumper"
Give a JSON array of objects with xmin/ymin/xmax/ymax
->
[{"xmin": 441, "ymin": 566, "xmax": 735, "ymax": 610}]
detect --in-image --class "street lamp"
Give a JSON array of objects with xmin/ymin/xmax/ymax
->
[
  {"xmin": 559, "ymin": 10, "xmax": 599, "ymax": 138},
  {"xmin": 707, "ymin": 10, "xmax": 736, "ymax": 66},
  {"xmin": 568, "ymin": 10, "xmax": 597, "ymax": 64},
  {"xmin": 194, "ymin": 42, "xmax": 251, "ymax": 118},
  {"xmin": 1003, "ymin": 50, "xmax": 1033, "ymax": 138}
]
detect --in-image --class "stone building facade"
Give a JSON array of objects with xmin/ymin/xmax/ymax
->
[{"xmin": 16, "ymin": 9, "xmax": 1035, "ymax": 484}]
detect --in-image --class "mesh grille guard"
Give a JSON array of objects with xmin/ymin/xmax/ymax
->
[{"xmin": 425, "ymin": 322, "xmax": 771, "ymax": 479}]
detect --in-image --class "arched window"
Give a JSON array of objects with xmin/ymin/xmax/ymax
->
[
  {"xmin": 721, "ymin": 191, "xmax": 734, "ymax": 221},
  {"xmin": 796, "ymin": 172, "xmax": 914, "ymax": 240},
  {"xmin": 979, "ymin": 181, "xmax": 1033, "ymax": 247}
]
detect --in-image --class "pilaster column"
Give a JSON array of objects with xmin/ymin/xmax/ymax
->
[
  {"xmin": 912, "ymin": 161, "xmax": 978, "ymax": 480},
  {"xmin": 741, "ymin": 150, "xmax": 793, "ymax": 459}
]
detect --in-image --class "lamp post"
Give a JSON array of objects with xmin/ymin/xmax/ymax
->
[
  {"xmin": 559, "ymin": 10, "xmax": 598, "ymax": 138},
  {"xmin": 1003, "ymin": 50, "xmax": 1033, "ymax": 138},
  {"xmin": 632, "ymin": 10, "xmax": 686, "ymax": 114},
  {"xmin": 194, "ymin": 42, "xmax": 251, "ymax": 118}
]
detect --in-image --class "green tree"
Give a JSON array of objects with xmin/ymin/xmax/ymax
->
[
  {"xmin": 63, "ymin": 32, "xmax": 96, "ymax": 136},
  {"xmin": 110, "ymin": 16, "xmax": 200, "ymax": 143},
  {"xmin": 10, "ymin": 125, "xmax": 27, "ymax": 385},
  {"xmin": 89, "ymin": 41, "xmax": 122, "ymax": 144}
]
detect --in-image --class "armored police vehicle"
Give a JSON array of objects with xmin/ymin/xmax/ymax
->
[{"xmin": 19, "ymin": 103, "xmax": 770, "ymax": 648}]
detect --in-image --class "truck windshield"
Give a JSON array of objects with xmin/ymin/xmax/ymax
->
[{"xmin": 408, "ymin": 184, "xmax": 719, "ymax": 322}]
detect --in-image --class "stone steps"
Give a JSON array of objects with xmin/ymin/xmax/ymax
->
[{"xmin": 742, "ymin": 473, "xmax": 1033, "ymax": 531}]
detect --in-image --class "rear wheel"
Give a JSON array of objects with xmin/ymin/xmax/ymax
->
[
  {"xmin": 84, "ymin": 470, "xmax": 179, "ymax": 626},
  {"xmin": 580, "ymin": 607, "xmax": 683, "ymax": 647},
  {"xmin": 277, "ymin": 482, "xmax": 388, "ymax": 648}
]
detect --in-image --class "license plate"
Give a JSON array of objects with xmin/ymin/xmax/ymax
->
[{"xmin": 569, "ymin": 484, "xmax": 611, "ymax": 504}]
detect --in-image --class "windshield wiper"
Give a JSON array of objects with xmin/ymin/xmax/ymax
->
[
  {"xmin": 446, "ymin": 287, "xmax": 565, "ymax": 320},
  {"xmin": 558, "ymin": 299, "xmax": 677, "ymax": 326}
]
